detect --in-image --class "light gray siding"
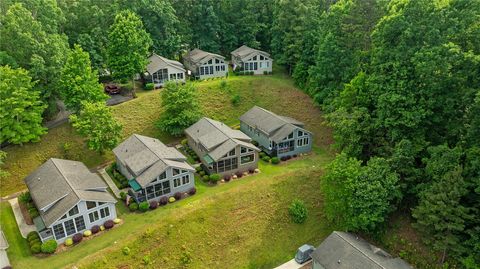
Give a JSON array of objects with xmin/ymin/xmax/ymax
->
[{"xmin": 150, "ymin": 64, "xmax": 186, "ymax": 87}]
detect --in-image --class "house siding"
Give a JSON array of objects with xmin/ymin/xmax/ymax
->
[
  {"xmin": 44, "ymin": 200, "xmax": 117, "ymax": 244},
  {"xmin": 150, "ymin": 64, "xmax": 186, "ymax": 88},
  {"xmin": 232, "ymin": 53, "xmax": 273, "ymax": 75}
]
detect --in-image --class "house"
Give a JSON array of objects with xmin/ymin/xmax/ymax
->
[
  {"xmin": 24, "ymin": 158, "xmax": 117, "ymax": 244},
  {"xmin": 183, "ymin": 48, "xmax": 228, "ymax": 80},
  {"xmin": 113, "ymin": 134, "xmax": 195, "ymax": 203},
  {"xmin": 239, "ymin": 106, "xmax": 312, "ymax": 158},
  {"xmin": 185, "ymin": 117, "xmax": 260, "ymax": 177},
  {"xmin": 311, "ymin": 231, "xmax": 412, "ymax": 269},
  {"xmin": 231, "ymin": 45, "xmax": 273, "ymax": 75},
  {"xmin": 146, "ymin": 53, "xmax": 186, "ymax": 88}
]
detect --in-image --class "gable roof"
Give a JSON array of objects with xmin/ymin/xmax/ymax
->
[
  {"xmin": 311, "ymin": 231, "xmax": 412, "ymax": 269},
  {"xmin": 185, "ymin": 117, "xmax": 259, "ymax": 161},
  {"xmin": 183, "ymin": 48, "xmax": 225, "ymax": 69},
  {"xmin": 113, "ymin": 134, "xmax": 194, "ymax": 187},
  {"xmin": 24, "ymin": 159, "xmax": 116, "ymax": 228},
  {"xmin": 239, "ymin": 106, "xmax": 308, "ymax": 142},
  {"xmin": 231, "ymin": 45, "xmax": 271, "ymax": 61},
  {"xmin": 146, "ymin": 53, "xmax": 185, "ymax": 74}
]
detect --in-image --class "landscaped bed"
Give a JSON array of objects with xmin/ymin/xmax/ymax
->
[{"xmin": 106, "ymin": 162, "xmax": 128, "ymax": 189}]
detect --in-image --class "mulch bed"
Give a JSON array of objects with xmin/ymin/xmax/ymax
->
[{"xmin": 18, "ymin": 201, "xmax": 33, "ymax": 225}]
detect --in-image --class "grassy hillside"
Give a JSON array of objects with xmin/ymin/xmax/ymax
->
[{"xmin": 1, "ymin": 71, "xmax": 332, "ymax": 197}]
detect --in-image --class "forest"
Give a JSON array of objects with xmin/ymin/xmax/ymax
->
[{"xmin": 0, "ymin": 0, "xmax": 479, "ymax": 268}]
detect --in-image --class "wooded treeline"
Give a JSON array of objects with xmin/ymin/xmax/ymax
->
[{"xmin": 0, "ymin": 0, "xmax": 479, "ymax": 267}]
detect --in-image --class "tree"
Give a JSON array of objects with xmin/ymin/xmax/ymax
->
[
  {"xmin": 157, "ymin": 82, "xmax": 201, "ymax": 136},
  {"xmin": 322, "ymin": 154, "xmax": 400, "ymax": 232},
  {"xmin": 107, "ymin": 10, "xmax": 152, "ymax": 96},
  {"xmin": 412, "ymin": 167, "xmax": 472, "ymax": 263},
  {"xmin": 69, "ymin": 102, "xmax": 122, "ymax": 154},
  {"xmin": 59, "ymin": 45, "xmax": 108, "ymax": 113},
  {"xmin": 0, "ymin": 66, "xmax": 46, "ymax": 144},
  {"xmin": 0, "ymin": 151, "xmax": 9, "ymax": 179}
]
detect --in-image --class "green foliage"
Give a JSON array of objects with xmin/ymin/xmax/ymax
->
[
  {"xmin": 271, "ymin": 157, "xmax": 280, "ymax": 164},
  {"xmin": 119, "ymin": 191, "xmax": 127, "ymax": 201},
  {"xmin": 157, "ymin": 82, "xmax": 201, "ymax": 136},
  {"xmin": 129, "ymin": 202, "xmax": 138, "ymax": 212},
  {"xmin": 322, "ymin": 153, "xmax": 400, "ymax": 232},
  {"xmin": 202, "ymin": 175, "xmax": 209, "ymax": 182},
  {"xmin": 27, "ymin": 231, "xmax": 39, "ymax": 241},
  {"xmin": 58, "ymin": 44, "xmax": 107, "ymax": 113},
  {"xmin": 122, "ymin": 246, "xmax": 130, "ymax": 256},
  {"xmin": 143, "ymin": 255, "xmax": 151, "ymax": 265},
  {"xmin": 288, "ymin": 199, "xmax": 308, "ymax": 224},
  {"xmin": 262, "ymin": 156, "xmax": 271, "ymax": 163},
  {"xmin": 40, "ymin": 239, "xmax": 57, "ymax": 254},
  {"xmin": 138, "ymin": 201, "xmax": 149, "ymax": 212},
  {"xmin": 30, "ymin": 243, "xmax": 41, "ymax": 254},
  {"xmin": 0, "ymin": 66, "xmax": 46, "ymax": 144},
  {"xmin": 144, "ymin": 83, "xmax": 154, "ymax": 91},
  {"xmin": 18, "ymin": 192, "xmax": 32, "ymax": 204},
  {"xmin": 107, "ymin": 10, "xmax": 152, "ymax": 82},
  {"xmin": 168, "ymin": 197, "xmax": 175, "ymax": 203},
  {"xmin": 65, "ymin": 238, "xmax": 73, "ymax": 246},
  {"xmin": 69, "ymin": 102, "xmax": 122, "ymax": 154},
  {"xmin": 209, "ymin": 174, "xmax": 221, "ymax": 184},
  {"xmin": 231, "ymin": 94, "xmax": 241, "ymax": 106}
]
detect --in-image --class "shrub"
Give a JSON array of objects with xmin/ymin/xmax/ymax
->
[
  {"xmin": 188, "ymin": 187, "xmax": 196, "ymax": 195},
  {"xmin": 248, "ymin": 169, "xmax": 255, "ymax": 174},
  {"xmin": 27, "ymin": 231, "xmax": 39, "ymax": 241},
  {"xmin": 209, "ymin": 174, "xmax": 220, "ymax": 184},
  {"xmin": 139, "ymin": 201, "xmax": 149, "ymax": 212},
  {"xmin": 223, "ymin": 175, "xmax": 231, "ymax": 182},
  {"xmin": 250, "ymin": 71, "xmax": 254, "ymax": 75},
  {"xmin": 220, "ymin": 80, "xmax": 227, "ymax": 90},
  {"xmin": 259, "ymin": 152, "xmax": 266, "ymax": 158},
  {"xmin": 41, "ymin": 239, "xmax": 57, "ymax": 254},
  {"xmin": 119, "ymin": 191, "xmax": 127, "ymax": 201},
  {"xmin": 199, "ymin": 170, "xmax": 206, "ymax": 176},
  {"xmin": 113, "ymin": 218, "xmax": 121, "ymax": 224},
  {"xmin": 30, "ymin": 243, "xmax": 41, "ymax": 254},
  {"xmin": 104, "ymin": 220, "xmax": 114, "ymax": 229},
  {"xmin": 262, "ymin": 156, "xmax": 271, "ymax": 162},
  {"xmin": 143, "ymin": 255, "xmax": 152, "ymax": 265},
  {"xmin": 18, "ymin": 192, "xmax": 32, "ymax": 204},
  {"xmin": 28, "ymin": 207, "xmax": 39, "ymax": 218},
  {"xmin": 122, "ymin": 246, "xmax": 130, "ymax": 255},
  {"xmin": 169, "ymin": 197, "xmax": 176, "ymax": 203},
  {"xmin": 29, "ymin": 238, "xmax": 41, "ymax": 246},
  {"xmin": 129, "ymin": 202, "xmax": 138, "ymax": 211},
  {"xmin": 174, "ymin": 192, "xmax": 182, "ymax": 200},
  {"xmin": 195, "ymin": 166, "xmax": 202, "ymax": 172},
  {"xmin": 159, "ymin": 196, "xmax": 168, "ymax": 206},
  {"xmin": 235, "ymin": 172, "xmax": 243, "ymax": 178},
  {"xmin": 286, "ymin": 155, "xmax": 292, "ymax": 160},
  {"xmin": 293, "ymin": 154, "xmax": 298, "ymax": 158},
  {"xmin": 100, "ymin": 225, "xmax": 105, "ymax": 231},
  {"xmin": 65, "ymin": 237, "xmax": 73, "ymax": 246},
  {"xmin": 280, "ymin": 156, "xmax": 288, "ymax": 162},
  {"xmin": 149, "ymin": 200, "xmax": 158, "ymax": 209},
  {"xmin": 289, "ymin": 199, "xmax": 308, "ymax": 224},
  {"xmin": 72, "ymin": 233, "xmax": 83, "ymax": 243},
  {"xmin": 202, "ymin": 175, "xmax": 209, "ymax": 182},
  {"xmin": 271, "ymin": 157, "xmax": 280, "ymax": 164},
  {"xmin": 269, "ymin": 71, "xmax": 273, "ymax": 75},
  {"xmin": 231, "ymin": 94, "xmax": 241, "ymax": 106},
  {"xmin": 144, "ymin": 83, "xmax": 154, "ymax": 90},
  {"xmin": 91, "ymin": 225, "xmax": 100, "ymax": 234},
  {"xmin": 83, "ymin": 230, "xmax": 92, "ymax": 237},
  {"xmin": 263, "ymin": 71, "xmax": 268, "ymax": 75}
]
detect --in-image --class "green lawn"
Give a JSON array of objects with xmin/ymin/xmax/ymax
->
[{"xmin": 1, "ymin": 67, "xmax": 332, "ymax": 197}]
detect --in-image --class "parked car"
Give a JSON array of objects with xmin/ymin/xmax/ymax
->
[
  {"xmin": 295, "ymin": 244, "xmax": 315, "ymax": 264},
  {"xmin": 104, "ymin": 83, "xmax": 121, "ymax": 94}
]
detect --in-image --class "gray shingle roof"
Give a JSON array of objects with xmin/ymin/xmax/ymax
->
[
  {"xmin": 185, "ymin": 117, "xmax": 259, "ymax": 161},
  {"xmin": 231, "ymin": 45, "xmax": 271, "ymax": 62},
  {"xmin": 311, "ymin": 231, "xmax": 412, "ymax": 269},
  {"xmin": 146, "ymin": 53, "xmax": 185, "ymax": 74},
  {"xmin": 239, "ymin": 106, "xmax": 308, "ymax": 142},
  {"xmin": 183, "ymin": 48, "xmax": 225, "ymax": 69},
  {"xmin": 113, "ymin": 134, "xmax": 194, "ymax": 187},
  {"xmin": 24, "ymin": 159, "xmax": 116, "ymax": 228}
]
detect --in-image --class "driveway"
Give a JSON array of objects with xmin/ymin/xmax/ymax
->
[
  {"xmin": 106, "ymin": 94, "xmax": 133, "ymax": 106},
  {"xmin": 274, "ymin": 259, "xmax": 312, "ymax": 269}
]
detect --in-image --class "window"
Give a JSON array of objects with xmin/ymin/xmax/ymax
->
[
  {"xmin": 209, "ymin": 66, "xmax": 213, "ymax": 74},
  {"xmin": 298, "ymin": 130, "xmax": 304, "ymax": 137},
  {"xmin": 215, "ymin": 157, "xmax": 238, "ymax": 173},
  {"xmin": 208, "ymin": 59, "xmax": 212, "ymax": 64},
  {"xmin": 221, "ymin": 65, "xmax": 225, "ymax": 71},
  {"xmin": 288, "ymin": 132, "xmax": 294, "ymax": 139},
  {"xmin": 215, "ymin": 65, "xmax": 220, "ymax": 72},
  {"xmin": 241, "ymin": 147, "xmax": 253, "ymax": 154},
  {"xmin": 169, "ymin": 73, "xmax": 177, "ymax": 80},
  {"xmin": 228, "ymin": 149, "xmax": 236, "ymax": 156},
  {"xmin": 182, "ymin": 175, "xmax": 190, "ymax": 185},
  {"xmin": 68, "ymin": 205, "xmax": 79, "ymax": 217},
  {"xmin": 297, "ymin": 139, "xmax": 303, "ymax": 147},
  {"xmin": 174, "ymin": 178, "xmax": 181, "ymax": 187},
  {"xmin": 89, "ymin": 211, "xmax": 99, "ymax": 223},
  {"xmin": 241, "ymin": 154, "xmax": 254, "ymax": 164},
  {"xmin": 254, "ymin": 62, "xmax": 257, "ymax": 70},
  {"xmin": 200, "ymin": 66, "xmax": 205, "ymax": 75},
  {"xmin": 98, "ymin": 202, "xmax": 105, "ymax": 206},
  {"xmin": 86, "ymin": 201, "xmax": 96, "ymax": 209},
  {"xmin": 152, "ymin": 68, "xmax": 169, "ymax": 83},
  {"xmin": 267, "ymin": 61, "xmax": 269, "ymax": 67},
  {"xmin": 178, "ymin": 73, "xmax": 184, "ymax": 79},
  {"xmin": 60, "ymin": 214, "xmax": 67, "ymax": 220},
  {"xmin": 53, "ymin": 223, "xmax": 65, "ymax": 240},
  {"xmin": 250, "ymin": 62, "xmax": 254, "ymax": 70},
  {"xmin": 100, "ymin": 207, "xmax": 110, "ymax": 218},
  {"xmin": 64, "ymin": 219, "xmax": 76, "ymax": 236},
  {"xmin": 260, "ymin": 55, "xmax": 264, "ymax": 60},
  {"xmin": 173, "ymin": 168, "xmax": 180, "ymax": 176},
  {"xmin": 245, "ymin": 63, "xmax": 249, "ymax": 71},
  {"xmin": 215, "ymin": 59, "xmax": 220, "ymax": 63},
  {"xmin": 146, "ymin": 185, "xmax": 155, "ymax": 200},
  {"xmin": 260, "ymin": 62, "xmax": 263, "ymax": 68},
  {"xmin": 75, "ymin": 216, "xmax": 86, "ymax": 231},
  {"xmin": 253, "ymin": 56, "xmax": 257, "ymax": 60},
  {"xmin": 303, "ymin": 137, "xmax": 309, "ymax": 145}
]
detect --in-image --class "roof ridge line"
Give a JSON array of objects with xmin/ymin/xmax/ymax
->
[
  {"xmin": 335, "ymin": 232, "xmax": 386, "ymax": 269},
  {"xmin": 51, "ymin": 159, "xmax": 80, "ymax": 201},
  {"xmin": 134, "ymin": 134, "xmax": 166, "ymax": 162},
  {"xmin": 255, "ymin": 106, "xmax": 291, "ymax": 127}
]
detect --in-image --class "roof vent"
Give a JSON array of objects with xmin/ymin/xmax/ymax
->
[{"xmin": 338, "ymin": 260, "xmax": 341, "ymax": 264}]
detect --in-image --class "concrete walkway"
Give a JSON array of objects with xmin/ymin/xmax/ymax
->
[
  {"xmin": 98, "ymin": 169, "xmax": 121, "ymax": 198},
  {"xmin": 0, "ymin": 230, "xmax": 10, "ymax": 268},
  {"xmin": 274, "ymin": 259, "xmax": 311, "ymax": 269},
  {"xmin": 7, "ymin": 198, "xmax": 36, "ymax": 238}
]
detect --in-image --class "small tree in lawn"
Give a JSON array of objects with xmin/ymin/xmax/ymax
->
[
  {"xmin": 107, "ymin": 10, "xmax": 152, "ymax": 97},
  {"xmin": 70, "ymin": 102, "xmax": 122, "ymax": 154},
  {"xmin": 59, "ymin": 44, "xmax": 108, "ymax": 113},
  {"xmin": 0, "ymin": 66, "xmax": 46, "ymax": 144},
  {"xmin": 157, "ymin": 82, "xmax": 201, "ymax": 136}
]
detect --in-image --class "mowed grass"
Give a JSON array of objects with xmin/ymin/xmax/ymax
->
[
  {"xmin": 1, "ymin": 69, "xmax": 332, "ymax": 196},
  {"xmin": 2, "ymin": 151, "xmax": 334, "ymax": 269}
]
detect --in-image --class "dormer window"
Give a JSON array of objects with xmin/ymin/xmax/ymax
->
[
  {"xmin": 228, "ymin": 149, "xmax": 236, "ymax": 156},
  {"xmin": 68, "ymin": 205, "xmax": 79, "ymax": 217},
  {"xmin": 253, "ymin": 56, "xmax": 257, "ymax": 60},
  {"xmin": 86, "ymin": 201, "xmax": 96, "ymax": 210},
  {"xmin": 288, "ymin": 132, "xmax": 294, "ymax": 139},
  {"xmin": 208, "ymin": 59, "xmax": 212, "ymax": 64},
  {"xmin": 173, "ymin": 168, "xmax": 180, "ymax": 176},
  {"xmin": 260, "ymin": 55, "xmax": 264, "ymax": 60}
]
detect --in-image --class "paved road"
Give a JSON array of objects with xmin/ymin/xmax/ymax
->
[{"xmin": 274, "ymin": 259, "xmax": 312, "ymax": 269}]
